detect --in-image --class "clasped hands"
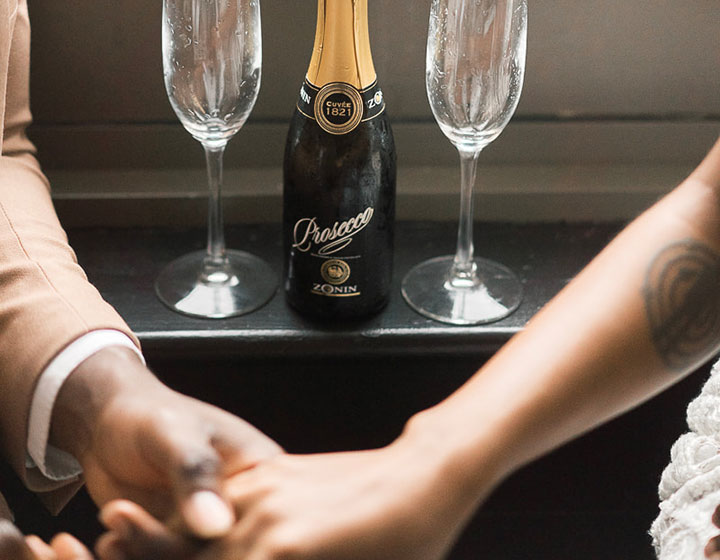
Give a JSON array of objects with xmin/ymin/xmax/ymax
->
[
  {"xmin": 4, "ymin": 347, "xmax": 469, "ymax": 560},
  {"xmin": 84, "ymin": 421, "xmax": 468, "ymax": 560},
  {"xmin": 14, "ymin": 345, "xmax": 720, "ymax": 560}
]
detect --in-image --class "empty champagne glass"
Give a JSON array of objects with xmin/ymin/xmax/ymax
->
[
  {"xmin": 402, "ymin": 0, "xmax": 527, "ymax": 325},
  {"xmin": 156, "ymin": 0, "xmax": 276, "ymax": 318}
]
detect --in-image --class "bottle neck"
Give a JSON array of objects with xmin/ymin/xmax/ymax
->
[{"xmin": 307, "ymin": 0, "xmax": 376, "ymax": 90}]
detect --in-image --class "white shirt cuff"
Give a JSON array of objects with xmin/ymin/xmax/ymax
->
[{"xmin": 26, "ymin": 330, "xmax": 144, "ymax": 482}]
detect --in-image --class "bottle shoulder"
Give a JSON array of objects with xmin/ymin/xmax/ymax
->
[{"xmin": 292, "ymin": 78, "xmax": 392, "ymax": 138}]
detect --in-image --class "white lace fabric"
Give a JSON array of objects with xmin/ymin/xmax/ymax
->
[{"xmin": 652, "ymin": 359, "xmax": 720, "ymax": 559}]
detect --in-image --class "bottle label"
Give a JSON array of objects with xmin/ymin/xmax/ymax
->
[
  {"xmin": 297, "ymin": 79, "xmax": 385, "ymax": 135},
  {"xmin": 291, "ymin": 207, "xmax": 375, "ymax": 297}
]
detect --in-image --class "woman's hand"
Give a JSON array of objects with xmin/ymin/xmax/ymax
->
[{"xmin": 0, "ymin": 520, "xmax": 92, "ymax": 560}]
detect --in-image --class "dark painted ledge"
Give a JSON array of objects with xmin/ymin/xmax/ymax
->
[{"xmin": 70, "ymin": 221, "xmax": 624, "ymax": 359}]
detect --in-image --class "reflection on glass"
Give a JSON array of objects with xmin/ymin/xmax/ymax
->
[
  {"xmin": 156, "ymin": 0, "xmax": 276, "ymax": 318},
  {"xmin": 402, "ymin": 0, "xmax": 527, "ymax": 325}
]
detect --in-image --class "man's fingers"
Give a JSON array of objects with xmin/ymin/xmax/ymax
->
[
  {"xmin": 101, "ymin": 500, "xmax": 170, "ymax": 540},
  {"xmin": 181, "ymin": 490, "xmax": 234, "ymax": 539},
  {"xmin": 94, "ymin": 533, "xmax": 127, "ymax": 560},
  {"xmin": 49, "ymin": 534, "xmax": 93, "ymax": 560},
  {"xmin": 25, "ymin": 536, "xmax": 57, "ymax": 560},
  {"xmin": 137, "ymin": 414, "xmax": 233, "ymax": 538},
  {"xmin": 0, "ymin": 521, "xmax": 38, "ymax": 560},
  {"xmin": 83, "ymin": 453, "xmax": 175, "ymax": 520},
  {"xmin": 100, "ymin": 500, "xmax": 197, "ymax": 560},
  {"xmin": 210, "ymin": 418, "xmax": 283, "ymax": 476}
]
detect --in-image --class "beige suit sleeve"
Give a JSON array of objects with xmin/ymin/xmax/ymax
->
[{"xmin": 0, "ymin": 0, "xmax": 139, "ymax": 499}]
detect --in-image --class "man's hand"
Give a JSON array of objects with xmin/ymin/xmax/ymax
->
[
  {"xmin": 0, "ymin": 520, "xmax": 92, "ymax": 560},
  {"xmin": 50, "ymin": 347, "xmax": 282, "ymax": 539}
]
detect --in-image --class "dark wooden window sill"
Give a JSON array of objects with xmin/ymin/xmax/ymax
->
[{"xmin": 71, "ymin": 221, "xmax": 624, "ymax": 359}]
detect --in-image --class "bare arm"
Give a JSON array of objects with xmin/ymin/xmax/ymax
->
[
  {"xmin": 0, "ymin": 0, "xmax": 281, "ymax": 539},
  {"xmin": 416, "ymin": 137, "xmax": 720, "ymax": 499},
  {"xmin": 101, "ymin": 138, "xmax": 720, "ymax": 560}
]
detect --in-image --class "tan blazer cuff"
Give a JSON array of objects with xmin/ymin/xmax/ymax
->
[{"xmin": 35, "ymin": 478, "xmax": 85, "ymax": 517}]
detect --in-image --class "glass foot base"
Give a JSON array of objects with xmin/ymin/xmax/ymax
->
[
  {"xmin": 401, "ymin": 255, "xmax": 522, "ymax": 325},
  {"xmin": 155, "ymin": 250, "xmax": 277, "ymax": 319}
]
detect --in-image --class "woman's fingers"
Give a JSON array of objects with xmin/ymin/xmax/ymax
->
[{"xmin": 99, "ymin": 500, "xmax": 196, "ymax": 560}]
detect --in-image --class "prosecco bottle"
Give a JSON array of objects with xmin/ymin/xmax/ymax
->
[{"xmin": 283, "ymin": 0, "xmax": 396, "ymax": 320}]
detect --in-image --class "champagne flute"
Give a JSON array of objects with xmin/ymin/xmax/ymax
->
[
  {"xmin": 156, "ymin": 0, "xmax": 276, "ymax": 318},
  {"xmin": 402, "ymin": 0, "xmax": 527, "ymax": 325}
]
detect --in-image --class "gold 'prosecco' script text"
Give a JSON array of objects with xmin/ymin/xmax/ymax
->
[{"xmin": 292, "ymin": 207, "xmax": 374, "ymax": 256}]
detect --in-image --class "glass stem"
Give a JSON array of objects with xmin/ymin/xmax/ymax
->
[
  {"xmin": 203, "ymin": 142, "xmax": 227, "ymax": 265},
  {"xmin": 451, "ymin": 148, "xmax": 481, "ymax": 286}
]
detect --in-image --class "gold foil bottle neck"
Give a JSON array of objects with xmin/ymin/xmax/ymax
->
[{"xmin": 307, "ymin": 0, "xmax": 377, "ymax": 90}]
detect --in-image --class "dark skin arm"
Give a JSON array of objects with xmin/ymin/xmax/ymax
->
[
  {"xmin": 98, "ymin": 137, "xmax": 720, "ymax": 560},
  {"xmin": 0, "ymin": 346, "xmax": 282, "ymax": 557},
  {"xmin": 50, "ymin": 347, "xmax": 282, "ymax": 539}
]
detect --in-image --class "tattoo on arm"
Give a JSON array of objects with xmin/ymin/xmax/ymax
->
[{"xmin": 644, "ymin": 240, "xmax": 720, "ymax": 372}]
